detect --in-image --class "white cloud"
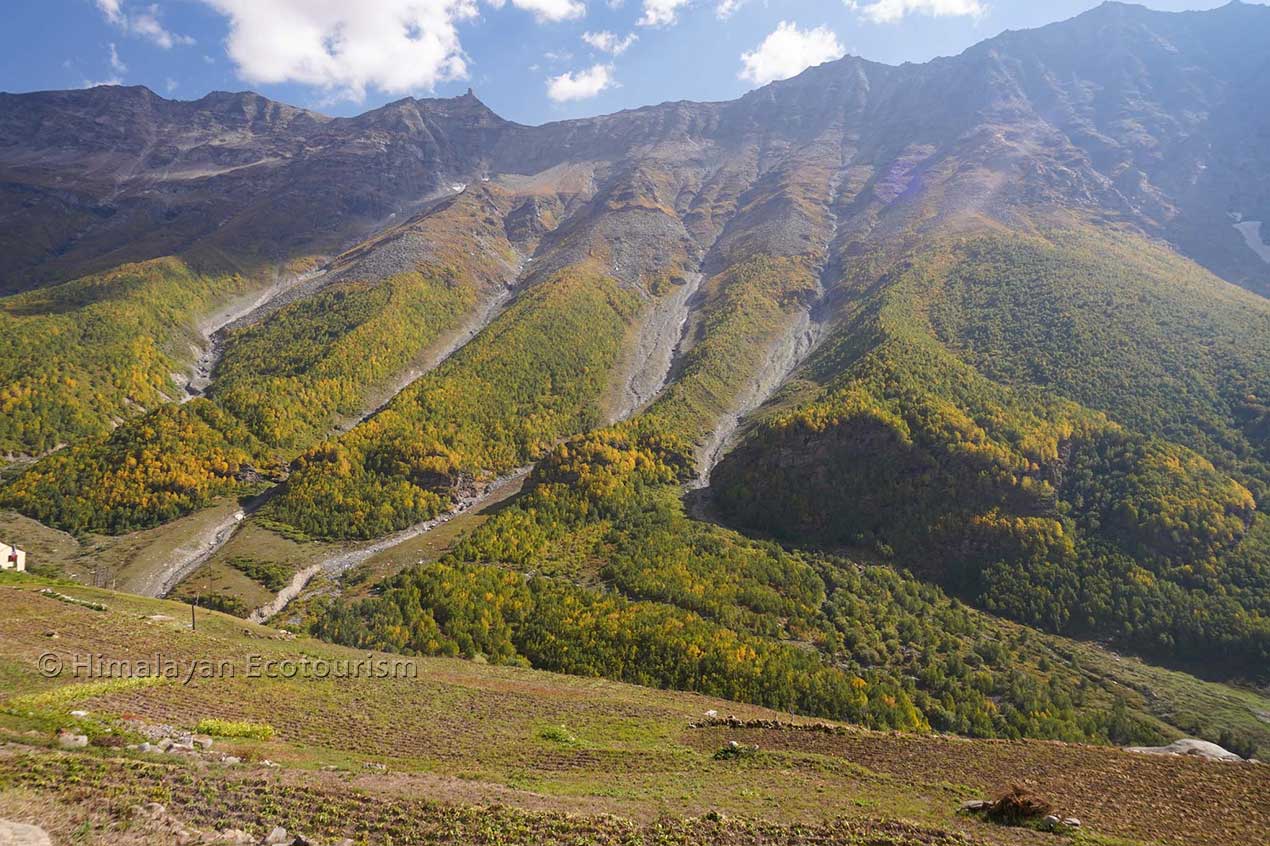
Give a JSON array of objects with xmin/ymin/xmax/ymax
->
[
  {"xmin": 546, "ymin": 63, "xmax": 615, "ymax": 101},
  {"xmin": 95, "ymin": 1, "xmax": 194, "ymax": 49},
  {"xmin": 196, "ymin": 0, "xmax": 479, "ymax": 102},
  {"xmin": 582, "ymin": 30, "xmax": 637, "ymax": 55},
  {"xmin": 485, "ymin": 0, "xmax": 586, "ymax": 21},
  {"xmin": 108, "ymin": 43, "xmax": 127, "ymax": 73},
  {"xmin": 95, "ymin": 0, "xmax": 124, "ymax": 26},
  {"xmin": 739, "ymin": 21, "xmax": 844, "ymax": 86},
  {"xmin": 715, "ymin": 0, "xmax": 746, "ymax": 19},
  {"xmin": 638, "ymin": 0, "xmax": 689, "ymax": 26},
  {"xmin": 130, "ymin": 6, "xmax": 196, "ymax": 48},
  {"xmin": 845, "ymin": 0, "xmax": 986, "ymax": 24}
]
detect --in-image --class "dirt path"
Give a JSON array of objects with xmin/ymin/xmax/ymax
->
[{"xmin": 247, "ymin": 467, "xmax": 532, "ymax": 623}]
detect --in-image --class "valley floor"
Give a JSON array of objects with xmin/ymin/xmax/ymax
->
[{"xmin": 1, "ymin": 576, "xmax": 1266, "ymax": 846}]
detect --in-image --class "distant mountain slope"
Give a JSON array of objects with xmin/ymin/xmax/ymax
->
[{"xmin": 1, "ymin": 2, "xmax": 1267, "ymax": 296}]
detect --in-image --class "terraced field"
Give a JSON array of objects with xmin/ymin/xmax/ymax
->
[{"xmin": 1, "ymin": 574, "xmax": 1265, "ymax": 846}]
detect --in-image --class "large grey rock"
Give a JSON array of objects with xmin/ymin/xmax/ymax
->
[
  {"xmin": 0, "ymin": 820, "xmax": 52, "ymax": 846},
  {"xmin": 1126, "ymin": 738, "xmax": 1244, "ymax": 762},
  {"xmin": 55, "ymin": 731, "xmax": 87, "ymax": 748}
]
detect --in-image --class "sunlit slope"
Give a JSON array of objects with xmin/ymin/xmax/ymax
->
[
  {"xmin": 269, "ymin": 266, "xmax": 641, "ymax": 539},
  {"xmin": 0, "ymin": 186, "xmax": 524, "ymax": 535},
  {"xmin": 0, "ymin": 257, "xmax": 254, "ymax": 457}
]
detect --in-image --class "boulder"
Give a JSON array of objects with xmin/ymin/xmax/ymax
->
[
  {"xmin": 264, "ymin": 826, "xmax": 289, "ymax": 844},
  {"xmin": 0, "ymin": 820, "xmax": 52, "ymax": 846},
  {"xmin": 1125, "ymin": 738, "xmax": 1244, "ymax": 762},
  {"xmin": 56, "ymin": 730, "xmax": 88, "ymax": 748}
]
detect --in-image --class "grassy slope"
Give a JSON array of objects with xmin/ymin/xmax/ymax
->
[{"xmin": 2, "ymin": 573, "xmax": 1267, "ymax": 846}]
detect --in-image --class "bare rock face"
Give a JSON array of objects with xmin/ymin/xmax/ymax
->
[
  {"xmin": 1, "ymin": 2, "xmax": 1267, "ymax": 295},
  {"xmin": 1126, "ymin": 738, "xmax": 1246, "ymax": 762}
]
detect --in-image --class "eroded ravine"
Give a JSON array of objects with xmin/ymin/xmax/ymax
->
[
  {"xmin": 247, "ymin": 266, "xmax": 699, "ymax": 621},
  {"xmin": 152, "ymin": 267, "xmax": 524, "ymax": 599},
  {"xmin": 691, "ymin": 184, "xmax": 844, "ymax": 488},
  {"xmin": 177, "ymin": 265, "xmax": 330, "ymax": 402},
  {"xmin": 608, "ymin": 272, "xmax": 706, "ymax": 422},
  {"xmin": 246, "ymin": 467, "xmax": 532, "ymax": 623}
]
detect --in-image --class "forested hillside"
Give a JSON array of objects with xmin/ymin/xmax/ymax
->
[
  {"xmin": 713, "ymin": 225, "xmax": 1270, "ymax": 679},
  {"xmin": 270, "ymin": 266, "xmax": 640, "ymax": 539},
  {"xmin": 0, "ymin": 258, "xmax": 251, "ymax": 457},
  {"xmin": 1, "ymin": 187, "xmax": 522, "ymax": 533}
]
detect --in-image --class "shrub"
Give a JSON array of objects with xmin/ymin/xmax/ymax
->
[{"xmin": 195, "ymin": 719, "xmax": 275, "ymax": 740}]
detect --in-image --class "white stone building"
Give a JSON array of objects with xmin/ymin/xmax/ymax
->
[{"xmin": 0, "ymin": 542, "xmax": 26, "ymax": 572}]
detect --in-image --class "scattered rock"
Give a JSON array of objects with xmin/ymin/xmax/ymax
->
[
  {"xmin": 264, "ymin": 826, "xmax": 290, "ymax": 844},
  {"xmin": 69, "ymin": 710, "xmax": 88, "ymax": 718},
  {"xmin": 958, "ymin": 799, "xmax": 990, "ymax": 812},
  {"xmin": 1063, "ymin": 817, "xmax": 1082, "ymax": 828},
  {"xmin": 1125, "ymin": 738, "xmax": 1244, "ymax": 762},
  {"xmin": 42, "ymin": 631, "xmax": 58, "ymax": 639},
  {"xmin": 192, "ymin": 734, "xmax": 214, "ymax": 750},
  {"xmin": 56, "ymin": 730, "xmax": 88, "ymax": 748},
  {"xmin": 0, "ymin": 820, "xmax": 52, "ymax": 846},
  {"xmin": 223, "ymin": 756, "xmax": 241, "ymax": 765}
]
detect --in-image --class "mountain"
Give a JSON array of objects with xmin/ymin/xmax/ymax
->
[{"xmin": 0, "ymin": 0, "xmax": 1268, "ymax": 790}]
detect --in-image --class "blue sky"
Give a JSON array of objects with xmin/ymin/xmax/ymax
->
[{"xmin": 1, "ymin": 1, "xmax": 1263, "ymax": 124}]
